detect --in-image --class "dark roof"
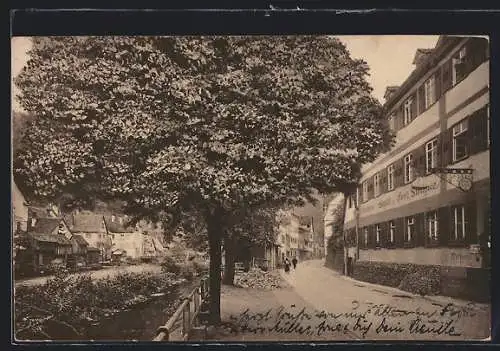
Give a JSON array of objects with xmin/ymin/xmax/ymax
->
[
  {"xmin": 104, "ymin": 215, "xmax": 136, "ymax": 233},
  {"xmin": 72, "ymin": 234, "xmax": 89, "ymax": 246},
  {"xmin": 87, "ymin": 247, "xmax": 100, "ymax": 252},
  {"xmin": 30, "ymin": 217, "xmax": 62, "ymax": 235},
  {"xmin": 31, "ymin": 233, "xmax": 72, "ymax": 245},
  {"xmin": 384, "ymin": 35, "xmax": 463, "ymax": 111},
  {"xmin": 68, "ymin": 212, "xmax": 107, "ymax": 233}
]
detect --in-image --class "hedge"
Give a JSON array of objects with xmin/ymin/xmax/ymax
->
[{"xmin": 352, "ymin": 260, "xmax": 490, "ymax": 302}]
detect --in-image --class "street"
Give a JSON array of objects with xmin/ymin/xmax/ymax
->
[
  {"xmin": 15, "ymin": 264, "xmax": 162, "ymax": 287},
  {"xmin": 279, "ymin": 260, "xmax": 491, "ymax": 341}
]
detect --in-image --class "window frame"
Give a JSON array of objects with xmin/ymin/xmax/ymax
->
[
  {"xmin": 388, "ymin": 113, "xmax": 396, "ymax": 131},
  {"xmin": 424, "ymin": 76, "xmax": 436, "ymax": 109},
  {"xmin": 404, "ymin": 154, "xmax": 414, "ymax": 184},
  {"xmin": 364, "ymin": 227, "xmax": 368, "ymax": 247},
  {"xmin": 406, "ymin": 217, "xmax": 415, "ymax": 242},
  {"xmin": 387, "ymin": 164, "xmax": 395, "ymax": 191},
  {"xmin": 427, "ymin": 211, "xmax": 439, "ymax": 241},
  {"xmin": 362, "ymin": 181, "xmax": 369, "ymax": 203},
  {"xmin": 452, "ymin": 119, "xmax": 469, "ymax": 162},
  {"xmin": 389, "ymin": 221, "xmax": 395, "ymax": 243},
  {"xmin": 425, "ymin": 138, "xmax": 438, "ymax": 174},
  {"xmin": 375, "ymin": 224, "xmax": 381, "ymax": 245},
  {"xmin": 404, "ymin": 98, "xmax": 413, "ymax": 125},
  {"xmin": 452, "ymin": 205, "xmax": 467, "ymax": 241},
  {"xmin": 452, "ymin": 46, "xmax": 467, "ymax": 86}
]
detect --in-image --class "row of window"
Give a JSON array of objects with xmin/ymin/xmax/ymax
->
[
  {"xmin": 387, "ymin": 38, "xmax": 489, "ymax": 133},
  {"xmin": 345, "ymin": 202, "xmax": 478, "ymax": 249},
  {"xmin": 350, "ymin": 105, "xmax": 489, "ymax": 206}
]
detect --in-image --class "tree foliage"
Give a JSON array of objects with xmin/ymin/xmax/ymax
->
[
  {"xmin": 15, "ymin": 36, "xmax": 391, "ymax": 212},
  {"xmin": 14, "ymin": 36, "xmax": 392, "ymax": 322}
]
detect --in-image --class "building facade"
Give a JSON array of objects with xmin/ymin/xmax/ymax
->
[{"xmin": 344, "ymin": 36, "xmax": 490, "ymax": 272}]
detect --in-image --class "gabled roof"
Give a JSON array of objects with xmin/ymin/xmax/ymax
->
[
  {"xmin": 104, "ymin": 215, "xmax": 136, "ymax": 233},
  {"xmin": 72, "ymin": 234, "xmax": 89, "ymax": 246},
  {"xmin": 29, "ymin": 217, "xmax": 64, "ymax": 235},
  {"xmin": 68, "ymin": 212, "xmax": 107, "ymax": 233},
  {"xmin": 31, "ymin": 233, "xmax": 72, "ymax": 246}
]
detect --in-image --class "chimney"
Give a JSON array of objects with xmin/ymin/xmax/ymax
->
[
  {"xmin": 384, "ymin": 86, "xmax": 400, "ymax": 101},
  {"xmin": 412, "ymin": 48, "xmax": 434, "ymax": 67}
]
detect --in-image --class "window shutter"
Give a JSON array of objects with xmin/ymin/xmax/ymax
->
[
  {"xmin": 380, "ymin": 170, "xmax": 387, "ymax": 195},
  {"xmin": 438, "ymin": 206, "xmax": 450, "ymax": 246},
  {"xmin": 442, "ymin": 59, "xmax": 453, "ymax": 92},
  {"xmin": 424, "ymin": 212, "xmax": 430, "ymax": 246},
  {"xmin": 397, "ymin": 104, "xmax": 405, "ymax": 130},
  {"xmin": 418, "ymin": 85, "xmax": 426, "ymax": 114},
  {"xmin": 435, "ymin": 133, "xmax": 443, "ymax": 168},
  {"xmin": 413, "ymin": 145, "xmax": 426, "ymax": 176},
  {"xmin": 466, "ymin": 201, "xmax": 477, "ymax": 245},
  {"xmin": 394, "ymin": 159, "xmax": 404, "ymax": 187},
  {"xmin": 415, "ymin": 213, "xmax": 425, "ymax": 247},
  {"xmin": 380, "ymin": 221, "xmax": 389, "ymax": 248},
  {"xmin": 470, "ymin": 107, "xmax": 489, "ymax": 155},
  {"xmin": 441, "ymin": 128, "xmax": 453, "ymax": 166},
  {"xmin": 395, "ymin": 217, "xmax": 405, "ymax": 248},
  {"xmin": 367, "ymin": 178, "xmax": 374, "ymax": 200},
  {"xmin": 434, "ymin": 69, "xmax": 442, "ymax": 100},
  {"xmin": 410, "ymin": 92, "xmax": 418, "ymax": 120}
]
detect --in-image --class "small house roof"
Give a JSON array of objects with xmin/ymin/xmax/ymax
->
[
  {"xmin": 72, "ymin": 234, "xmax": 89, "ymax": 246},
  {"xmin": 104, "ymin": 215, "xmax": 136, "ymax": 233},
  {"xmin": 31, "ymin": 233, "xmax": 72, "ymax": 246},
  {"xmin": 69, "ymin": 212, "xmax": 107, "ymax": 233},
  {"xmin": 87, "ymin": 247, "xmax": 101, "ymax": 252},
  {"xmin": 30, "ymin": 217, "xmax": 63, "ymax": 235}
]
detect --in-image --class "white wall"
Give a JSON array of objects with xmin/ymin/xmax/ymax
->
[{"xmin": 359, "ymin": 247, "xmax": 482, "ymax": 268}]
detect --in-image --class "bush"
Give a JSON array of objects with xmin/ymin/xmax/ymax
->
[
  {"xmin": 161, "ymin": 256, "xmax": 181, "ymax": 274},
  {"xmin": 15, "ymin": 271, "xmax": 184, "ymax": 340},
  {"xmin": 352, "ymin": 261, "xmax": 441, "ymax": 296}
]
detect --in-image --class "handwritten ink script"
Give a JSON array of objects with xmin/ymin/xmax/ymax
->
[{"xmin": 228, "ymin": 301, "xmax": 483, "ymax": 339}]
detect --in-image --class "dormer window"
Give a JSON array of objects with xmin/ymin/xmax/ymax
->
[{"xmin": 111, "ymin": 215, "xmax": 116, "ymax": 223}]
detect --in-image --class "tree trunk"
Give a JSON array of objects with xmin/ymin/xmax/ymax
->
[
  {"xmin": 223, "ymin": 235, "xmax": 236, "ymax": 285},
  {"xmin": 341, "ymin": 192, "xmax": 349, "ymax": 275},
  {"xmin": 206, "ymin": 212, "xmax": 222, "ymax": 325}
]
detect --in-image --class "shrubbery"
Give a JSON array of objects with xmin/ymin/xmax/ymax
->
[
  {"xmin": 352, "ymin": 261, "xmax": 441, "ymax": 296},
  {"xmin": 160, "ymin": 256, "xmax": 182, "ymax": 274},
  {"xmin": 15, "ymin": 270, "xmax": 184, "ymax": 340}
]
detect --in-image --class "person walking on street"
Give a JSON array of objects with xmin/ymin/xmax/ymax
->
[
  {"xmin": 292, "ymin": 257, "xmax": 298, "ymax": 269},
  {"xmin": 284, "ymin": 257, "xmax": 291, "ymax": 273}
]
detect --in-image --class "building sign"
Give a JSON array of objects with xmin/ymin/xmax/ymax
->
[{"xmin": 359, "ymin": 174, "xmax": 441, "ymax": 217}]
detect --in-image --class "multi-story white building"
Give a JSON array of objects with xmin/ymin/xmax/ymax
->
[
  {"xmin": 277, "ymin": 212, "xmax": 300, "ymax": 261},
  {"xmin": 343, "ymin": 36, "xmax": 490, "ymax": 272}
]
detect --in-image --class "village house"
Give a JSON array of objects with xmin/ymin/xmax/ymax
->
[
  {"xmin": 66, "ymin": 210, "xmax": 112, "ymax": 262},
  {"xmin": 105, "ymin": 214, "xmax": 147, "ymax": 260},
  {"xmin": 343, "ymin": 35, "xmax": 490, "ymax": 300},
  {"xmin": 297, "ymin": 216, "xmax": 315, "ymax": 261},
  {"xmin": 27, "ymin": 217, "xmax": 73, "ymax": 272}
]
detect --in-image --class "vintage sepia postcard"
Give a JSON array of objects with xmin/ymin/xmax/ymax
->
[{"xmin": 11, "ymin": 34, "xmax": 491, "ymax": 343}]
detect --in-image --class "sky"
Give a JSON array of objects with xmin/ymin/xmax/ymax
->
[{"xmin": 11, "ymin": 35, "xmax": 440, "ymax": 112}]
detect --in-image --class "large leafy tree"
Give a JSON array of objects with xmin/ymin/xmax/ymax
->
[{"xmin": 14, "ymin": 36, "xmax": 392, "ymax": 323}]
